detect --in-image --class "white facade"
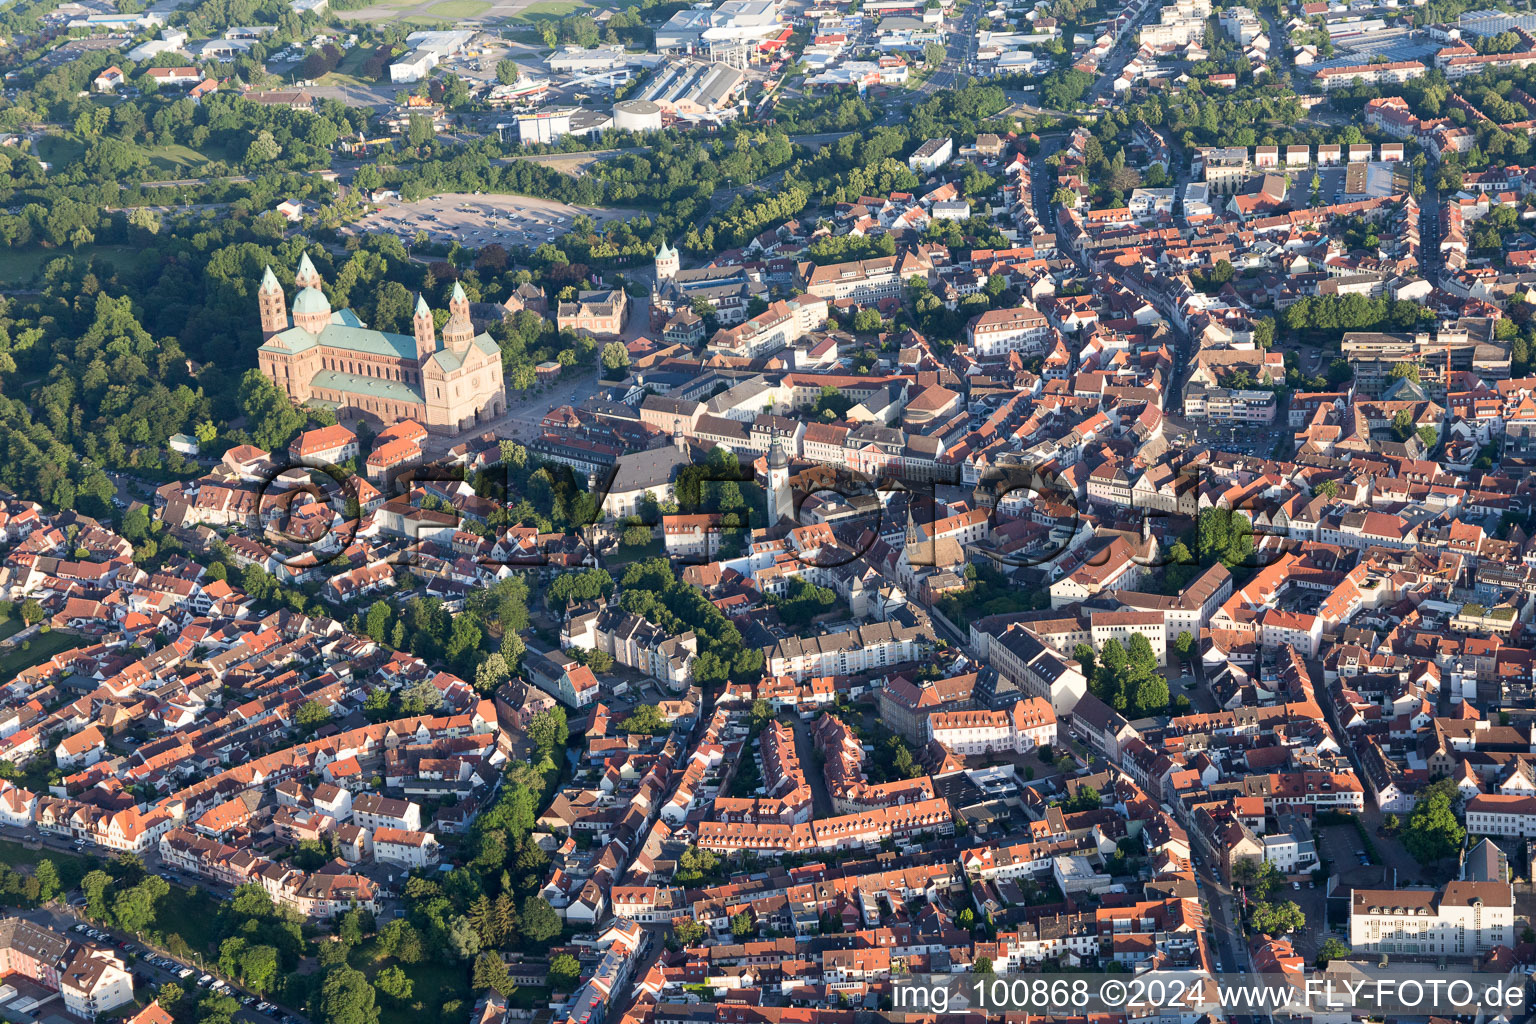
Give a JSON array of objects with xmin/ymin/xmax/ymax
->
[
  {"xmin": 969, "ymin": 305, "xmax": 1051, "ymax": 358},
  {"xmin": 1466, "ymin": 794, "xmax": 1536, "ymax": 837},
  {"xmin": 1350, "ymin": 883, "xmax": 1513, "ymax": 957},
  {"xmin": 908, "ymin": 137, "xmax": 953, "ymax": 174},
  {"xmin": 928, "ymin": 697, "xmax": 1058, "ymax": 755},
  {"xmin": 372, "ymin": 827, "xmax": 441, "ymax": 868}
]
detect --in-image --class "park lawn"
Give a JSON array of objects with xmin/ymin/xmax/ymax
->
[
  {"xmin": 143, "ymin": 143, "xmax": 213, "ymax": 174},
  {"xmin": 0, "ymin": 245, "xmax": 142, "ymax": 287},
  {"xmin": 36, "ymin": 134, "xmax": 85, "ymax": 168},
  {"xmin": 0, "ymin": 629, "xmax": 88, "ymax": 678},
  {"xmin": 0, "ymin": 839, "xmax": 96, "ymax": 890}
]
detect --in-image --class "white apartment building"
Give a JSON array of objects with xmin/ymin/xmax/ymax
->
[
  {"xmin": 1128, "ymin": 186, "xmax": 1177, "ymax": 220},
  {"xmin": 1465, "ymin": 794, "xmax": 1536, "ymax": 837},
  {"xmin": 765, "ymin": 621, "xmax": 922, "ymax": 681},
  {"xmin": 372, "ymin": 826, "xmax": 442, "ymax": 868},
  {"xmin": 1218, "ymin": 6, "xmax": 1260, "ymax": 43},
  {"xmin": 968, "ymin": 304, "xmax": 1051, "ymax": 358},
  {"xmin": 350, "ymin": 794, "xmax": 422, "ymax": 832},
  {"xmin": 1314, "ymin": 60, "xmax": 1426, "ymax": 92},
  {"xmin": 1350, "ymin": 882, "xmax": 1513, "ymax": 957},
  {"xmin": 1261, "ymin": 829, "xmax": 1317, "ymax": 874},
  {"xmin": 706, "ymin": 296, "xmax": 828, "ymax": 359},
  {"xmin": 928, "ymin": 697, "xmax": 1057, "ymax": 755},
  {"xmin": 800, "ymin": 257, "xmax": 905, "ymax": 304}
]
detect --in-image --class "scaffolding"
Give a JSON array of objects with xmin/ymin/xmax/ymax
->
[{"xmin": 709, "ymin": 40, "xmax": 752, "ymax": 69}]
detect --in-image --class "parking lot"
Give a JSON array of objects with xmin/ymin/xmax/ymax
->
[{"xmin": 347, "ymin": 192, "xmax": 644, "ymax": 250}]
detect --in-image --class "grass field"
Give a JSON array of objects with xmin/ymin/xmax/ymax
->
[
  {"xmin": 606, "ymin": 537, "xmax": 663, "ymax": 566},
  {"xmin": 0, "ymin": 245, "xmax": 141, "ymax": 287},
  {"xmin": 143, "ymin": 143, "xmax": 213, "ymax": 173},
  {"xmin": 0, "ymin": 839, "xmax": 97, "ymax": 890},
  {"xmin": 505, "ymin": 0, "xmax": 589, "ymax": 20},
  {"xmin": 428, "ymin": 0, "xmax": 490, "ymax": 15},
  {"xmin": 35, "ymin": 133, "xmax": 84, "ymax": 168},
  {"xmin": 318, "ymin": 45, "xmax": 382, "ymax": 85},
  {"xmin": 0, "ymin": 629, "xmax": 85, "ymax": 678}
]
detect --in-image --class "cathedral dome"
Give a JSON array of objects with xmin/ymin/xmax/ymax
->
[{"xmin": 292, "ymin": 286, "xmax": 330, "ymax": 315}]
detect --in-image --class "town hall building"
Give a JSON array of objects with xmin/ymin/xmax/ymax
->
[{"xmin": 256, "ymin": 254, "xmax": 506, "ymax": 435}]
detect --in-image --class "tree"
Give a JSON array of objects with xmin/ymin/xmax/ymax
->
[
  {"xmin": 1131, "ymin": 675, "xmax": 1169, "ymax": 716},
  {"xmin": 246, "ymin": 130, "xmax": 281, "ymax": 165},
  {"xmin": 377, "ymin": 920, "xmax": 424, "ymax": 964},
  {"xmin": 295, "ymin": 701, "xmax": 331, "ymax": 729},
  {"xmin": 374, "ymin": 966, "xmax": 412, "ymax": 1002},
  {"xmin": 33, "ymin": 860, "xmax": 59, "ymax": 903},
  {"xmin": 620, "ymin": 704, "xmax": 669, "ymax": 735},
  {"xmin": 474, "ymin": 653, "xmax": 510, "ymax": 694},
  {"xmin": 548, "ymin": 953, "xmax": 581, "ymax": 990},
  {"xmin": 1315, "ymin": 937, "xmax": 1350, "ymax": 968},
  {"xmin": 1249, "ymin": 900, "xmax": 1305, "ymax": 936},
  {"xmin": 159, "ymin": 984, "xmax": 184, "ymax": 1010},
  {"xmin": 527, "ymin": 707, "xmax": 569, "ymax": 757},
  {"xmin": 600, "ymin": 341, "xmax": 630, "ymax": 373},
  {"xmin": 1174, "ymin": 631, "xmax": 1194, "ymax": 659},
  {"xmin": 472, "ymin": 951, "xmax": 510, "ymax": 992},
  {"xmin": 973, "ymin": 956, "xmax": 994, "ymax": 974},
  {"xmin": 407, "ymin": 114, "xmax": 435, "ymax": 149},
  {"xmin": 852, "ymin": 307, "xmax": 883, "ymax": 333},
  {"xmin": 1403, "ymin": 778, "xmax": 1465, "ymax": 864},
  {"xmin": 239, "ymin": 944, "xmax": 278, "ymax": 994},
  {"xmin": 495, "ymin": 59, "xmax": 519, "ymax": 85},
  {"xmin": 19, "ymin": 599, "xmax": 43, "ymax": 626},
  {"xmin": 730, "ymin": 910, "xmax": 754, "ymax": 939},
  {"xmin": 520, "ymin": 896, "xmax": 561, "ymax": 943},
  {"xmin": 672, "ymin": 918, "xmax": 706, "ymax": 947},
  {"xmin": 446, "ymin": 915, "xmax": 482, "ymax": 960},
  {"xmin": 318, "ymin": 967, "xmax": 378, "ymax": 1024}
]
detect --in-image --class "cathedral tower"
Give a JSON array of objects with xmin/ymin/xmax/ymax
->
[
  {"xmin": 294, "ymin": 252, "xmax": 323, "ymax": 291},
  {"xmin": 414, "ymin": 294, "xmax": 437, "ymax": 362},
  {"xmin": 443, "ymin": 281, "xmax": 474, "ymax": 351},
  {"xmin": 258, "ymin": 265, "xmax": 288, "ymax": 337}
]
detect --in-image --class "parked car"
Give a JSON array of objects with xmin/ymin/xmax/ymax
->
[{"xmin": 178, "ymin": 969, "xmax": 194, "ymax": 980}]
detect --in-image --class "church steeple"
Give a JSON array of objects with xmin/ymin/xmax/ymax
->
[
  {"xmin": 443, "ymin": 281, "xmax": 474, "ymax": 351},
  {"xmin": 767, "ymin": 439, "xmax": 791, "ymax": 525},
  {"xmin": 294, "ymin": 252, "xmax": 323, "ymax": 290},
  {"xmin": 655, "ymin": 236, "xmax": 679, "ymax": 283},
  {"xmin": 258, "ymin": 265, "xmax": 287, "ymax": 336},
  {"xmin": 413, "ymin": 294, "xmax": 436, "ymax": 362}
]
